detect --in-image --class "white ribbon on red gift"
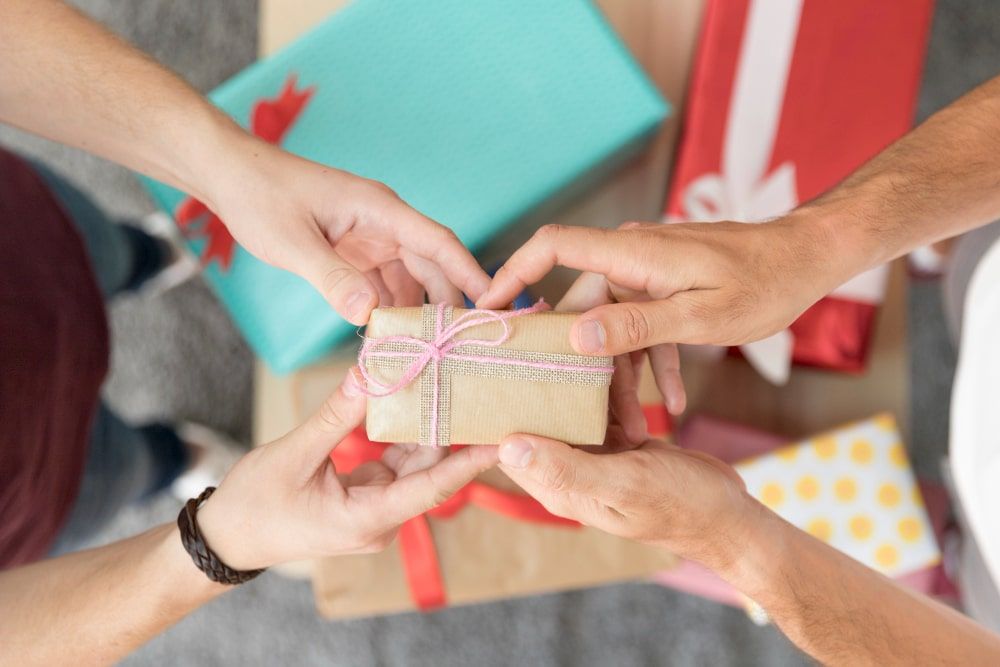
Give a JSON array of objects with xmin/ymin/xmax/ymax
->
[{"xmin": 667, "ymin": 0, "xmax": 888, "ymax": 384}]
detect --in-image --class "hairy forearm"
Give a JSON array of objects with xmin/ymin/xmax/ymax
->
[
  {"xmin": 0, "ymin": 0, "xmax": 252, "ymax": 204},
  {"xmin": 795, "ymin": 74, "xmax": 1000, "ymax": 281},
  {"xmin": 714, "ymin": 506, "xmax": 1000, "ymax": 665},
  {"xmin": 0, "ymin": 524, "xmax": 227, "ymax": 664}
]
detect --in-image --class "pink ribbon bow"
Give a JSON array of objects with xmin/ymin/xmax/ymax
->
[{"xmin": 358, "ymin": 301, "xmax": 615, "ymax": 447}]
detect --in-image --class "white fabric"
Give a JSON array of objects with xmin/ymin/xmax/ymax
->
[{"xmin": 949, "ymin": 237, "xmax": 1000, "ymax": 623}]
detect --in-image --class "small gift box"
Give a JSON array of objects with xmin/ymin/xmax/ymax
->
[
  {"xmin": 139, "ymin": 0, "xmax": 668, "ymax": 373},
  {"xmin": 664, "ymin": 0, "xmax": 933, "ymax": 382},
  {"xmin": 360, "ymin": 303, "xmax": 613, "ymax": 446}
]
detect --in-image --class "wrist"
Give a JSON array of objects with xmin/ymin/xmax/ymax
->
[
  {"xmin": 153, "ymin": 524, "xmax": 229, "ymax": 599},
  {"xmin": 709, "ymin": 500, "xmax": 795, "ymax": 599}
]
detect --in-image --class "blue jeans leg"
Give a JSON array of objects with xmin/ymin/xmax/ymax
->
[
  {"xmin": 31, "ymin": 161, "xmax": 167, "ymax": 298},
  {"xmin": 49, "ymin": 406, "xmax": 189, "ymax": 555},
  {"xmin": 29, "ymin": 161, "xmax": 189, "ymax": 554}
]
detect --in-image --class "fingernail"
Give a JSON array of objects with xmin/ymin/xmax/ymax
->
[
  {"xmin": 343, "ymin": 367, "xmax": 364, "ymax": 398},
  {"xmin": 499, "ymin": 438, "xmax": 534, "ymax": 468},
  {"xmin": 578, "ymin": 319, "xmax": 606, "ymax": 354},
  {"xmin": 346, "ymin": 291, "xmax": 375, "ymax": 322}
]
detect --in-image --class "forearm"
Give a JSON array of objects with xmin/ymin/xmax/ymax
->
[
  {"xmin": 0, "ymin": 524, "xmax": 227, "ymax": 664},
  {"xmin": 0, "ymin": 0, "xmax": 253, "ymax": 205},
  {"xmin": 796, "ymin": 74, "xmax": 1000, "ymax": 281},
  {"xmin": 713, "ymin": 505, "xmax": 1000, "ymax": 665}
]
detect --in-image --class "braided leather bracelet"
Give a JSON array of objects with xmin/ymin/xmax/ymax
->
[{"xmin": 177, "ymin": 487, "xmax": 265, "ymax": 585}]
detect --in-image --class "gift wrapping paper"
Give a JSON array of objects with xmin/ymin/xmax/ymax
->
[
  {"xmin": 361, "ymin": 305, "xmax": 612, "ymax": 446},
  {"xmin": 139, "ymin": 0, "xmax": 668, "ymax": 373},
  {"xmin": 664, "ymin": 0, "xmax": 933, "ymax": 381},
  {"xmin": 735, "ymin": 413, "xmax": 940, "ymax": 577}
]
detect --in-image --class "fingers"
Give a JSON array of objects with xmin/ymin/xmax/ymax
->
[
  {"xmin": 649, "ymin": 343, "xmax": 686, "ymax": 415},
  {"xmin": 478, "ymin": 226, "xmax": 647, "ymax": 309},
  {"xmin": 347, "ymin": 461, "xmax": 395, "ymax": 486},
  {"xmin": 497, "ymin": 434, "xmax": 622, "ymax": 505},
  {"xmin": 571, "ymin": 300, "xmax": 690, "ymax": 355},
  {"xmin": 400, "ymin": 250, "xmax": 464, "ymax": 305},
  {"xmin": 291, "ymin": 368, "xmax": 367, "ymax": 463},
  {"xmin": 392, "ymin": 204, "xmax": 491, "ymax": 302},
  {"xmin": 375, "ymin": 446, "xmax": 499, "ymax": 525},
  {"xmin": 297, "ymin": 229, "xmax": 380, "ymax": 325},
  {"xmin": 609, "ymin": 353, "xmax": 648, "ymax": 444},
  {"xmin": 556, "ymin": 271, "xmax": 613, "ymax": 312}
]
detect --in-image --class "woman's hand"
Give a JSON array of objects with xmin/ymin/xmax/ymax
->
[
  {"xmin": 196, "ymin": 369, "xmax": 499, "ymax": 570},
  {"xmin": 206, "ymin": 137, "xmax": 491, "ymax": 325}
]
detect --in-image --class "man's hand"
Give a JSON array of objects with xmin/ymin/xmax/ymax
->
[
  {"xmin": 197, "ymin": 369, "xmax": 499, "ymax": 570},
  {"xmin": 205, "ymin": 138, "xmax": 490, "ymax": 325},
  {"xmin": 496, "ymin": 430, "xmax": 758, "ymax": 568},
  {"xmin": 479, "ymin": 219, "xmax": 853, "ymax": 352}
]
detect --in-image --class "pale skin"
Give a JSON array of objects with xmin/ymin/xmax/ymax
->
[
  {"xmin": 0, "ymin": 0, "xmax": 491, "ymax": 321},
  {"xmin": 483, "ymin": 75, "xmax": 1000, "ymax": 664},
  {"xmin": 0, "ymin": 372, "xmax": 500, "ymax": 664},
  {"xmin": 0, "ymin": 0, "xmax": 494, "ymax": 662}
]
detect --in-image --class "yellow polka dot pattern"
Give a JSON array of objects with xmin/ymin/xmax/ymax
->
[{"xmin": 735, "ymin": 416, "xmax": 940, "ymax": 577}]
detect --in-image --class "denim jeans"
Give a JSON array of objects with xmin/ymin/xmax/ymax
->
[{"xmin": 31, "ymin": 162, "xmax": 189, "ymax": 555}]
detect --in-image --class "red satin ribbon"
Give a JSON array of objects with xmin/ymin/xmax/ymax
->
[
  {"xmin": 174, "ymin": 74, "xmax": 316, "ymax": 269},
  {"xmin": 331, "ymin": 404, "xmax": 672, "ymax": 611}
]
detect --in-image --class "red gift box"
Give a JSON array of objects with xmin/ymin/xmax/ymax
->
[{"xmin": 665, "ymin": 0, "xmax": 933, "ymax": 382}]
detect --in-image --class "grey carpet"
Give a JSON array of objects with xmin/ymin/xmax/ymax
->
[{"xmin": 1, "ymin": 0, "xmax": 997, "ymax": 665}]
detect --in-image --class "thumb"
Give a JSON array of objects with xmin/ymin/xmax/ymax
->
[
  {"xmin": 497, "ymin": 434, "xmax": 614, "ymax": 504},
  {"xmin": 287, "ymin": 368, "xmax": 367, "ymax": 464},
  {"xmin": 297, "ymin": 234, "xmax": 379, "ymax": 325},
  {"xmin": 571, "ymin": 300, "xmax": 691, "ymax": 356},
  {"xmin": 377, "ymin": 446, "xmax": 500, "ymax": 525}
]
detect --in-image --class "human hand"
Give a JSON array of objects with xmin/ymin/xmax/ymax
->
[
  {"xmin": 204, "ymin": 136, "xmax": 490, "ymax": 324},
  {"xmin": 496, "ymin": 430, "xmax": 761, "ymax": 569},
  {"xmin": 478, "ymin": 218, "xmax": 850, "ymax": 355},
  {"xmin": 196, "ymin": 369, "xmax": 499, "ymax": 570},
  {"xmin": 556, "ymin": 268, "xmax": 685, "ymax": 443}
]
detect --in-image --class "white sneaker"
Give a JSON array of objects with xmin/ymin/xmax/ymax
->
[
  {"xmin": 170, "ymin": 422, "xmax": 247, "ymax": 501},
  {"xmin": 136, "ymin": 211, "xmax": 201, "ymax": 297}
]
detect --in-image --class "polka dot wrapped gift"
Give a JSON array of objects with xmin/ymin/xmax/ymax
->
[{"xmin": 735, "ymin": 413, "xmax": 940, "ymax": 577}]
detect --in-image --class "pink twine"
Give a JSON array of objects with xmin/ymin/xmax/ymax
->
[{"xmin": 358, "ymin": 300, "xmax": 613, "ymax": 446}]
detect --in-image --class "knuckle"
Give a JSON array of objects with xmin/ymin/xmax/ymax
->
[
  {"xmin": 321, "ymin": 265, "xmax": 358, "ymax": 298},
  {"xmin": 539, "ymin": 458, "xmax": 576, "ymax": 493},
  {"xmin": 317, "ymin": 396, "xmax": 349, "ymax": 432},
  {"xmin": 618, "ymin": 305, "xmax": 651, "ymax": 347},
  {"xmin": 534, "ymin": 223, "xmax": 567, "ymax": 244}
]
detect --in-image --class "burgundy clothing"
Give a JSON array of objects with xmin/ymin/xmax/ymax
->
[{"xmin": 0, "ymin": 149, "xmax": 109, "ymax": 567}]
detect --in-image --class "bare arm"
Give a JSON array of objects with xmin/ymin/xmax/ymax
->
[
  {"xmin": 0, "ymin": 373, "xmax": 499, "ymax": 664},
  {"xmin": 479, "ymin": 74, "xmax": 1000, "ymax": 354},
  {"xmin": 0, "ymin": 0, "xmax": 489, "ymax": 321},
  {"xmin": 0, "ymin": 526, "xmax": 225, "ymax": 664},
  {"xmin": 493, "ymin": 435, "xmax": 1000, "ymax": 665},
  {"xmin": 721, "ymin": 506, "xmax": 1000, "ymax": 665}
]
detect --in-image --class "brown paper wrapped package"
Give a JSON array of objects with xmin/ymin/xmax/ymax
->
[
  {"xmin": 363, "ymin": 306, "xmax": 612, "ymax": 446},
  {"xmin": 257, "ymin": 350, "xmax": 676, "ymax": 619}
]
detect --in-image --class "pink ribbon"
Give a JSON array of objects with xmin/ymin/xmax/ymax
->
[{"xmin": 358, "ymin": 301, "xmax": 615, "ymax": 446}]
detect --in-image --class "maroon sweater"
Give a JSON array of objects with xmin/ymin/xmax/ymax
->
[{"xmin": 0, "ymin": 149, "xmax": 109, "ymax": 567}]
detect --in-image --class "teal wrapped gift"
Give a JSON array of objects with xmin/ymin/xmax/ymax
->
[{"xmin": 140, "ymin": 0, "xmax": 668, "ymax": 374}]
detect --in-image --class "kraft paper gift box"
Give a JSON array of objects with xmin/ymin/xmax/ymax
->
[
  {"xmin": 655, "ymin": 413, "xmax": 949, "ymax": 609},
  {"xmin": 664, "ymin": 0, "xmax": 933, "ymax": 383},
  {"xmin": 138, "ymin": 0, "xmax": 668, "ymax": 374},
  {"xmin": 360, "ymin": 305, "xmax": 613, "ymax": 447},
  {"xmin": 253, "ymin": 339, "xmax": 678, "ymax": 618}
]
